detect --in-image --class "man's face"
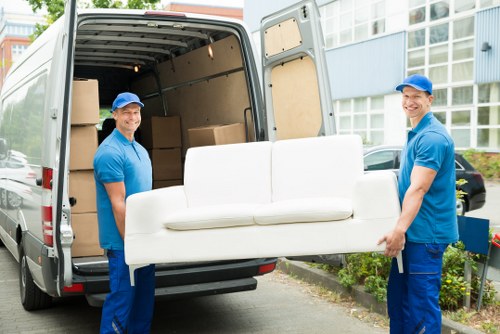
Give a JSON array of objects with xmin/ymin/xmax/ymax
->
[
  {"xmin": 401, "ymin": 86, "xmax": 433, "ymax": 122},
  {"xmin": 113, "ymin": 103, "xmax": 141, "ymax": 135}
]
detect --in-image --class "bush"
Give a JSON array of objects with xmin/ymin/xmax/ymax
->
[
  {"xmin": 462, "ymin": 149, "xmax": 500, "ymax": 180},
  {"xmin": 334, "ymin": 242, "xmax": 497, "ymax": 310}
]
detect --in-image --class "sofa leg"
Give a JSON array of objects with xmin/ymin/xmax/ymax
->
[
  {"xmin": 396, "ymin": 252, "xmax": 403, "ymax": 273},
  {"xmin": 128, "ymin": 264, "xmax": 147, "ymax": 286}
]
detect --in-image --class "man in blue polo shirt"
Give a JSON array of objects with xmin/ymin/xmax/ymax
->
[
  {"xmin": 378, "ymin": 74, "xmax": 458, "ymax": 333},
  {"xmin": 94, "ymin": 92, "xmax": 154, "ymax": 334}
]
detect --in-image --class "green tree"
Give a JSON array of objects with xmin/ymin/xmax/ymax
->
[{"xmin": 27, "ymin": 0, "xmax": 161, "ymax": 38}]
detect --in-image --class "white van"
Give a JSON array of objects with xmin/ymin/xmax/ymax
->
[{"xmin": 0, "ymin": 0, "xmax": 334, "ymax": 310}]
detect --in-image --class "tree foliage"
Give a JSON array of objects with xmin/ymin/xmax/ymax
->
[{"xmin": 27, "ymin": 0, "xmax": 161, "ymax": 38}]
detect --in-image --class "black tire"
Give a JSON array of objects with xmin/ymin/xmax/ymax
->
[{"xmin": 19, "ymin": 246, "xmax": 52, "ymax": 311}]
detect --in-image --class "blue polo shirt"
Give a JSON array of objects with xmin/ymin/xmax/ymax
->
[
  {"xmin": 93, "ymin": 129, "xmax": 152, "ymax": 250},
  {"xmin": 399, "ymin": 112, "xmax": 458, "ymax": 244}
]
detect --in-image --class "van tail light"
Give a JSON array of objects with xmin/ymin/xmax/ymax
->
[
  {"xmin": 63, "ymin": 283, "xmax": 84, "ymax": 293},
  {"xmin": 258, "ymin": 262, "xmax": 276, "ymax": 275},
  {"xmin": 41, "ymin": 167, "xmax": 53, "ymax": 246}
]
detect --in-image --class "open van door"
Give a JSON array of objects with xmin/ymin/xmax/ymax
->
[
  {"xmin": 261, "ymin": 0, "xmax": 336, "ymax": 141},
  {"xmin": 53, "ymin": 0, "xmax": 78, "ymax": 293}
]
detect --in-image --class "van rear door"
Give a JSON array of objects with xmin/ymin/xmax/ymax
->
[
  {"xmin": 260, "ymin": 0, "xmax": 336, "ymax": 141},
  {"xmin": 53, "ymin": 0, "xmax": 78, "ymax": 293}
]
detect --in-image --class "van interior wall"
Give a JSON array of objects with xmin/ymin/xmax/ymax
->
[{"xmin": 131, "ymin": 34, "xmax": 254, "ymax": 155}]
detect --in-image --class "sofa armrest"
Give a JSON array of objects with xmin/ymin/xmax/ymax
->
[
  {"xmin": 125, "ymin": 186, "xmax": 188, "ymax": 236},
  {"xmin": 352, "ymin": 171, "xmax": 401, "ymax": 220}
]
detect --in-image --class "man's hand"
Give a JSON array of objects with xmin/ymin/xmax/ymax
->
[{"xmin": 378, "ymin": 226, "xmax": 406, "ymax": 258}]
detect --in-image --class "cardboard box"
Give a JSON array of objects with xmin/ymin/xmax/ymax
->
[
  {"xmin": 70, "ymin": 126, "xmax": 98, "ymax": 170},
  {"xmin": 71, "ymin": 79, "xmax": 100, "ymax": 125},
  {"xmin": 71, "ymin": 213, "xmax": 104, "ymax": 257},
  {"xmin": 149, "ymin": 148, "xmax": 182, "ymax": 180},
  {"xmin": 140, "ymin": 116, "xmax": 182, "ymax": 149},
  {"xmin": 153, "ymin": 179, "xmax": 183, "ymax": 189},
  {"xmin": 69, "ymin": 170, "xmax": 96, "ymax": 213},
  {"xmin": 188, "ymin": 123, "xmax": 246, "ymax": 148}
]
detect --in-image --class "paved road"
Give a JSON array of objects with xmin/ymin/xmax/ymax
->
[{"xmin": 0, "ymin": 246, "xmax": 387, "ymax": 334}]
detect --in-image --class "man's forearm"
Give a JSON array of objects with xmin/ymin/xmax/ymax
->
[
  {"xmin": 111, "ymin": 201, "xmax": 126, "ymax": 239},
  {"xmin": 397, "ymin": 184, "xmax": 426, "ymax": 233}
]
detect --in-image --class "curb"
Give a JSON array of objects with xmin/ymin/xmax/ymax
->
[{"xmin": 277, "ymin": 259, "xmax": 484, "ymax": 334}]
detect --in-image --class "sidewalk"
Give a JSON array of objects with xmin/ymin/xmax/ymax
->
[{"xmin": 277, "ymin": 259, "xmax": 485, "ymax": 334}]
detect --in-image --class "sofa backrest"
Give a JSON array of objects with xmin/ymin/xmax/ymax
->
[
  {"xmin": 271, "ymin": 135, "xmax": 364, "ymax": 201},
  {"xmin": 184, "ymin": 141, "xmax": 273, "ymax": 207}
]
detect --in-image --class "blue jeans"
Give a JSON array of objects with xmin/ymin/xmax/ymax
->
[
  {"xmin": 387, "ymin": 242, "xmax": 448, "ymax": 334},
  {"xmin": 100, "ymin": 250, "xmax": 155, "ymax": 334}
]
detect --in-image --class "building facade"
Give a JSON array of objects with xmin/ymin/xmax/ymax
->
[
  {"xmin": 244, "ymin": 0, "xmax": 500, "ymax": 151},
  {"xmin": 0, "ymin": 1, "xmax": 44, "ymax": 89}
]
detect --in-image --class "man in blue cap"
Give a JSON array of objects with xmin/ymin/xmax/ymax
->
[
  {"xmin": 94, "ymin": 92, "xmax": 155, "ymax": 333},
  {"xmin": 378, "ymin": 74, "xmax": 458, "ymax": 333}
]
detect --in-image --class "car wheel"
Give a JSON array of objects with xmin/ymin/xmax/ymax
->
[
  {"xmin": 19, "ymin": 246, "xmax": 52, "ymax": 311},
  {"xmin": 456, "ymin": 199, "xmax": 466, "ymax": 216},
  {"xmin": 7, "ymin": 191, "xmax": 22, "ymax": 209}
]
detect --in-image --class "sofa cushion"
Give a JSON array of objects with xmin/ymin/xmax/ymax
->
[
  {"xmin": 184, "ymin": 141, "xmax": 273, "ymax": 207},
  {"xmin": 254, "ymin": 197, "xmax": 352, "ymax": 225},
  {"xmin": 271, "ymin": 135, "xmax": 363, "ymax": 202},
  {"xmin": 163, "ymin": 204, "xmax": 258, "ymax": 230}
]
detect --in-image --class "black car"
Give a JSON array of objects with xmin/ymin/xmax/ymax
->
[{"xmin": 363, "ymin": 146, "xmax": 486, "ymax": 215}]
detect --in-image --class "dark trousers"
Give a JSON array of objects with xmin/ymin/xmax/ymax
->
[
  {"xmin": 387, "ymin": 242, "xmax": 448, "ymax": 334},
  {"xmin": 100, "ymin": 250, "xmax": 155, "ymax": 334}
]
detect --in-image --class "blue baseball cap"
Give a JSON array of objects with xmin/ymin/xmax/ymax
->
[
  {"xmin": 395, "ymin": 74, "xmax": 432, "ymax": 95},
  {"xmin": 110, "ymin": 92, "xmax": 144, "ymax": 112}
]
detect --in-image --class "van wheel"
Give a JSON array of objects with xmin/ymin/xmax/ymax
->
[{"xmin": 19, "ymin": 247, "xmax": 52, "ymax": 310}]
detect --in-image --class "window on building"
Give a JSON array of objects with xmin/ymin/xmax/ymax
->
[
  {"xmin": 335, "ymin": 96, "xmax": 384, "ymax": 145},
  {"xmin": 477, "ymin": 83, "xmax": 500, "ymax": 149},
  {"xmin": 430, "ymin": 23, "xmax": 449, "ymax": 44},
  {"xmin": 320, "ymin": 0, "xmax": 386, "ymax": 49},
  {"xmin": 480, "ymin": 0, "xmax": 500, "ymax": 9},
  {"xmin": 433, "ymin": 88, "xmax": 448, "ymax": 106},
  {"xmin": 408, "ymin": 29, "xmax": 426, "ymax": 48},
  {"xmin": 455, "ymin": 0, "xmax": 475, "ymax": 12},
  {"xmin": 409, "ymin": 6, "xmax": 426, "ymax": 24},
  {"xmin": 430, "ymin": 1, "xmax": 450, "ymax": 21},
  {"xmin": 11, "ymin": 44, "xmax": 28, "ymax": 62}
]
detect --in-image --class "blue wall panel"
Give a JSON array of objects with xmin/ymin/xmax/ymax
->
[
  {"xmin": 326, "ymin": 32, "xmax": 406, "ymax": 100},
  {"xmin": 475, "ymin": 6, "xmax": 500, "ymax": 84}
]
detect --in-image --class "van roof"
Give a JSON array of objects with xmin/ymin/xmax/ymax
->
[
  {"xmin": 2, "ymin": 8, "xmax": 251, "ymax": 93},
  {"xmin": 74, "ymin": 9, "xmax": 249, "ymax": 72}
]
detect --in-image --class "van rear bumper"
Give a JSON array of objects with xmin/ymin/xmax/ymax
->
[
  {"xmin": 85, "ymin": 277, "xmax": 258, "ymax": 307},
  {"xmin": 70, "ymin": 257, "xmax": 277, "ymax": 306}
]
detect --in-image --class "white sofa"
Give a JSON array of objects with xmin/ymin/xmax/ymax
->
[{"xmin": 125, "ymin": 135, "xmax": 402, "ymax": 283}]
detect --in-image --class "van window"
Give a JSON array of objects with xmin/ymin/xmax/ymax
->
[{"xmin": 0, "ymin": 72, "xmax": 47, "ymax": 167}]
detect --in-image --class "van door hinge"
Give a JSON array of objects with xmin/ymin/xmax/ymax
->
[
  {"xmin": 51, "ymin": 108, "xmax": 57, "ymax": 119},
  {"xmin": 47, "ymin": 248, "xmax": 55, "ymax": 258},
  {"xmin": 301, "ymin": 6, "xmax": 308, "ymax": 19}
]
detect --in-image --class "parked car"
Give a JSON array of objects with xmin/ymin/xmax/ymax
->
[{"xmin": 363, "ymin": 146, "xmax": 486, "ymax": 215}]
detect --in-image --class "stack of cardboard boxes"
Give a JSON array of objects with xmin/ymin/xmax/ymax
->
[
  {"xmin": 140, "ymin": 116, "xmax": 183, "ymax": 189},
  {"xmin": 69, "ymin": 78, "xmax": 104, "ymax": 257}
]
